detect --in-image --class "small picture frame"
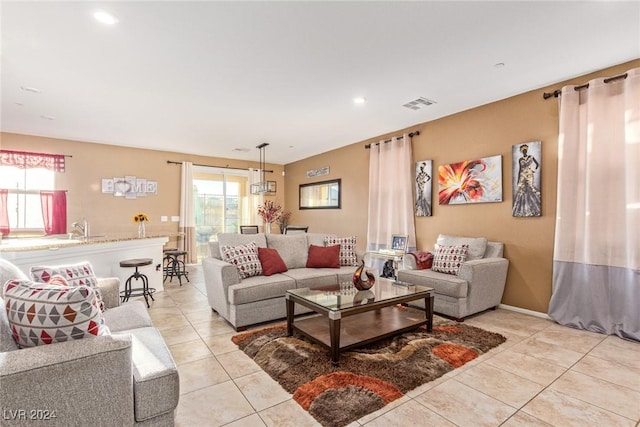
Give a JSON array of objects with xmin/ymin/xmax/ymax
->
[{"xmin": 391, "ymin": 234, "xmax": 408, "ymax": 252}]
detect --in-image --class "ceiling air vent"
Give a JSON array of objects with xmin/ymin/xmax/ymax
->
[{"xmin": 402, "ymin": 97, "xmax": 436, "ymax": 110}]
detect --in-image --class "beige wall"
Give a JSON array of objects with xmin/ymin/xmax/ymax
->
[
  {"xmin": 0, "ymin": 134, "xmax": 284, "ymax": 248},
  {"xmin": 284, "ymin": 59, "xmax": 640, "ymax": 314},
  {"xmin": 2, "ymin": 59, "xmax": 637, "ymax": 314}
]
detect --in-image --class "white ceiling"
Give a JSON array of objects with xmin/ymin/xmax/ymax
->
[{"xmin": 2, "ymin": 1, "xmax": 639, "ymax": 165}]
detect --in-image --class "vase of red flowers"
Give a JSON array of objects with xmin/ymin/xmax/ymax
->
[
  {"xmin": 278, "ymin": 210, "xmax": 292, "ymax": 233},
  {"xmin": 257, "ymin": 200, "xmax": 283, "ymax": 234}
]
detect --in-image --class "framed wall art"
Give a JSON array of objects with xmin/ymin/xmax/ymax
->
[
  {"xmin": 512, "ymin": 141, "xmax": 541, "ymax": 217},
  {"xmin": 438, "ymin": 155, "xmax": 502, "ymax": 205},
  {"xmin": 415, "ymin": 160, "xmax": 432, "ymax": 216}
]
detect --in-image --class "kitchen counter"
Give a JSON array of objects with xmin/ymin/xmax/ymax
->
[
  {"xmin": 0, "ymin": 233, "xmax": 175, "ymax": 252},
  {"xmin": 0, "ymin": 235, "xmax": 173, "ymax": 294}
]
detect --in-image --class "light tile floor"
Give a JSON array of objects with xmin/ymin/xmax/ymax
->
[{"xmin": 149, "ymin": 266, "xmax": 640, "ymax": 427}]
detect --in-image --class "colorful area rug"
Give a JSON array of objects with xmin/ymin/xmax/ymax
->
[{"xmin": 232, "ymin": 314, "xmax": 506, "ymax": 427}]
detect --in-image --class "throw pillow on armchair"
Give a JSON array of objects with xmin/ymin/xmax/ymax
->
[{"xmin": 407, "ymin": 251, "xmax": 434, "ymax": 270}]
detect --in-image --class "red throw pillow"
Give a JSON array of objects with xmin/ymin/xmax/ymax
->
[
  {"xmin": 408, "ymin": 251, "xmax": 434, "ymax": 270},
  {"xmin": 257, "ymin": 247, "xmax": 288, "ymax": 276},
  {"xmin": 306, "ymin": 244, "xmax": 340, "ymax": 268}
]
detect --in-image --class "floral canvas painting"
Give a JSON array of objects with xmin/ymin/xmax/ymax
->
[
  {"xmin": 415, "ymin": 160, "xmax": 432, "ymax": 216},
  {"xmin": 512, "ymin": 141, "xmax": 541, "ymax": 217},
  {"xmin": 438, "ymin": 155, "xmax": 502, "ymax": 205}
]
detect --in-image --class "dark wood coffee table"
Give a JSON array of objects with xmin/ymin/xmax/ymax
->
[{"xmin": 286, "ymin": 278, "xmax": 434, "ymax": 365}]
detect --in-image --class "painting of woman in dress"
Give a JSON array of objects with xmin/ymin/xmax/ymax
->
[
  {"xmin": 512, "ymin": 141, "xmax": 542, "ymax": 217},
  {"xmin": 415, "ymin": 160, "xmax": 432, "ymax": 216}
]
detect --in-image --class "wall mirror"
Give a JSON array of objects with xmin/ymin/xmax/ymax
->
[{"xmin": 299, "ymin": 179, "xmax": 341, "ymax": 209}]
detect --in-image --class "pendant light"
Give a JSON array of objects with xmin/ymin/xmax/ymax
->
[{"xmin": 250, "ymin": 142, "xmax": 276, "ymax": 194}]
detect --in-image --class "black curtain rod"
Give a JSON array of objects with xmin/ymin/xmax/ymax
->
[
  {"xmin": 364, "ymin": 131, "xmax": 420, "ymax": 149},
  {"xmin": 542, "ymin": 72, "xmax": 628, "ymax": 100},
  {"xmin": 166, "ymin": 160, "xmax": 273, "ymax": 173}
]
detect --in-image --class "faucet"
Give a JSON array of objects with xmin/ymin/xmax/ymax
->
[{"xmin": 72, "ymin": 218, "xmax": 90, "ymax": 239}]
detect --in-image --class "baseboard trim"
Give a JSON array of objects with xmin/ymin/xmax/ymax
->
[{"xmin": 498, "ymin": 304, "xmax": 552, "ymax": 320}]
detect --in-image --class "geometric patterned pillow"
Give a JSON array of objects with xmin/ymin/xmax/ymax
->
[
  {"xmin": 30, "ymin": 262, "xmax": 105, "ymax": 312},
  {"xmin": 220, "ymin": 242, "xmax": 263, "ymax": 279},
  {"xmin": 323, "ymin": 236, "xmax": 358, "ymax": 266},
  {"xmin": 431, "ymin": 244, "xmax": 469, "ymax": 276},
  {"xmin": 3, "ymin": 279, "xmax": 110, "ymax": 348}
]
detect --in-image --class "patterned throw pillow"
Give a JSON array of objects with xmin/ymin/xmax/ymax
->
[
  {"xmin": 323, "ymin": 236, "xmax": 358, "ymax": 266},
  {"xmin": 3, "ymin": 279, "xmax": 110, "ymax": 348},
  {"xmin": 431, "ymin": 244, "xmax": 469, "ymax": 275},
  {"xmin": 220, "ymin": 242, "xmax": 263, "ymax": 279},
  {"xmin": 30, "ymin": 262, "xmax": 106, "ymax": 312}
]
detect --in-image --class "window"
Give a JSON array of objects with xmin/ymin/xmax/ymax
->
[{"xmin": 0, "ymin": 165, "xmax": 54, "ymax": 230}]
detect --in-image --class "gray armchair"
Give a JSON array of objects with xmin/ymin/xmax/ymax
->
[
  {"xmin": 398, "ymin": 234, "xmax": 509, "ymax": 321},
  {"xmin": 0, "ymin": 260, "xmax": 179, "ymax": 426}
]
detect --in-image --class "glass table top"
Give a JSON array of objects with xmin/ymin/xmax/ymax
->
[{"xmin": 287, "ymin": 277, "xmax": 432, "ymax": 312}]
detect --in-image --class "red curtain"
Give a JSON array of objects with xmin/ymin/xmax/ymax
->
[
  {"xmin": 40, "ymin": 191, "xmax": 67, "ymax": 235},
  {"xmin": 0, "ymin": 189, "xmax": 9, "ymax": 236},
  {"xmin": 0, "ymin": 150, "xmax": 65, "ymax": 172}
]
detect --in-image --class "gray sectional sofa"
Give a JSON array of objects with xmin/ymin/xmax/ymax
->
[
  {"xmin": 398, "ymin": 234, "xmax": 509, "ymax": 321},
  {"xmin": 203, "ymin": 232, "xmax": 361, "ymax": 330},
  {"xmin": 0, "ymin": 259, "xmax": 179, "ymax": 426}
]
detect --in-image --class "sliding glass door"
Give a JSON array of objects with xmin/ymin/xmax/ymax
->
[{"xmin": 193, "ymin": 166, "xmax": 250, "ymax": 261}]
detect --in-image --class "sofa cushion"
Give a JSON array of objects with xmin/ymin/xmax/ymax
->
[
  {"xmin": 228, "ymin": 274, "xmax": 296, "ymax": 305},
  {"xmin": 220, "ymin": 242, "xmax": 262, "ymax": 279},
  {"xmin": 265, "ymin": 234, "xmax": 309, "ymax": 269},
  {"xmin": 397, "ymin": 269, "xmax": 469, "ymax": 299},
  {"xmin": 30, "ymin": 262, "xmax": 106, "ymax": 312},
  {"xmin": 307, "ymin": 233, "xmax": 336, "ymax": 247},
  {"xmin": 103, "ymin": 301, "xmax": 153, "ymax": 333},
  {"xmin": 432, "ymin": 245, "xmax": 469, "ymax": 275},
  {"xmin": 217, "ymin": 233, "xmax": 268, "ymax": 257},
  {"xmin": 324, "ymin": 236, "xmax": 358, "ymax": 266},
  {"xmin": 3, "ymin": 279, "xmax": 109, "ymax": 348},
  {"xmin": 284, "ymin": 269, "xmax": 341, "ymax": 289},
  {"xmin": 307, "ymin": 244, "xmax": 340, "ymax": 268},
  {"xmin": 258, "ymin": 247, "xmax": 288, "ymax": 276},
  {"xmin": 436, "ymin": 234, "xmax": 488, "ymax": 261}
]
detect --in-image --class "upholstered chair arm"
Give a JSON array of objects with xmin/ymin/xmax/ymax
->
[
  {"xmin": 458, "ymin": 257, "xmax": 509, "ymax": 313},
  {"xmin": 0, "ymin": 335, "xmax": 134, "ymax": 426},
  {"xmin": 402, "ymin": 255, "xmax": 418, "ymax": 270},
  {"xmin": 97, "ymin": 277, "xmax": 121, "ymax": 309},
  {"xmin": 202, "ymin": 257, "xmax": 241, "ymax": 319}
]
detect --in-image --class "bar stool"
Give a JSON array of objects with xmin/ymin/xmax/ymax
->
[
  {"xmin": 163, "ymin": 250, "xmax": 189, "ymax": 286},
  {"xmin": 120, "ymin": 258, "xmax": 155, "ymax": 307}
]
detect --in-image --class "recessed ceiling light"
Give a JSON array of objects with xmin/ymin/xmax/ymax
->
[
  {"xmin": 353, "ymin": 97, "xmax": 366, "ymax": 104},
  {"xmin": 94, "ymin": 10, "xmax": 119, "ymax": 25},
  {"xmin": 20, "ymin": 86, "xmax": 41, "ymax": 93}
]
